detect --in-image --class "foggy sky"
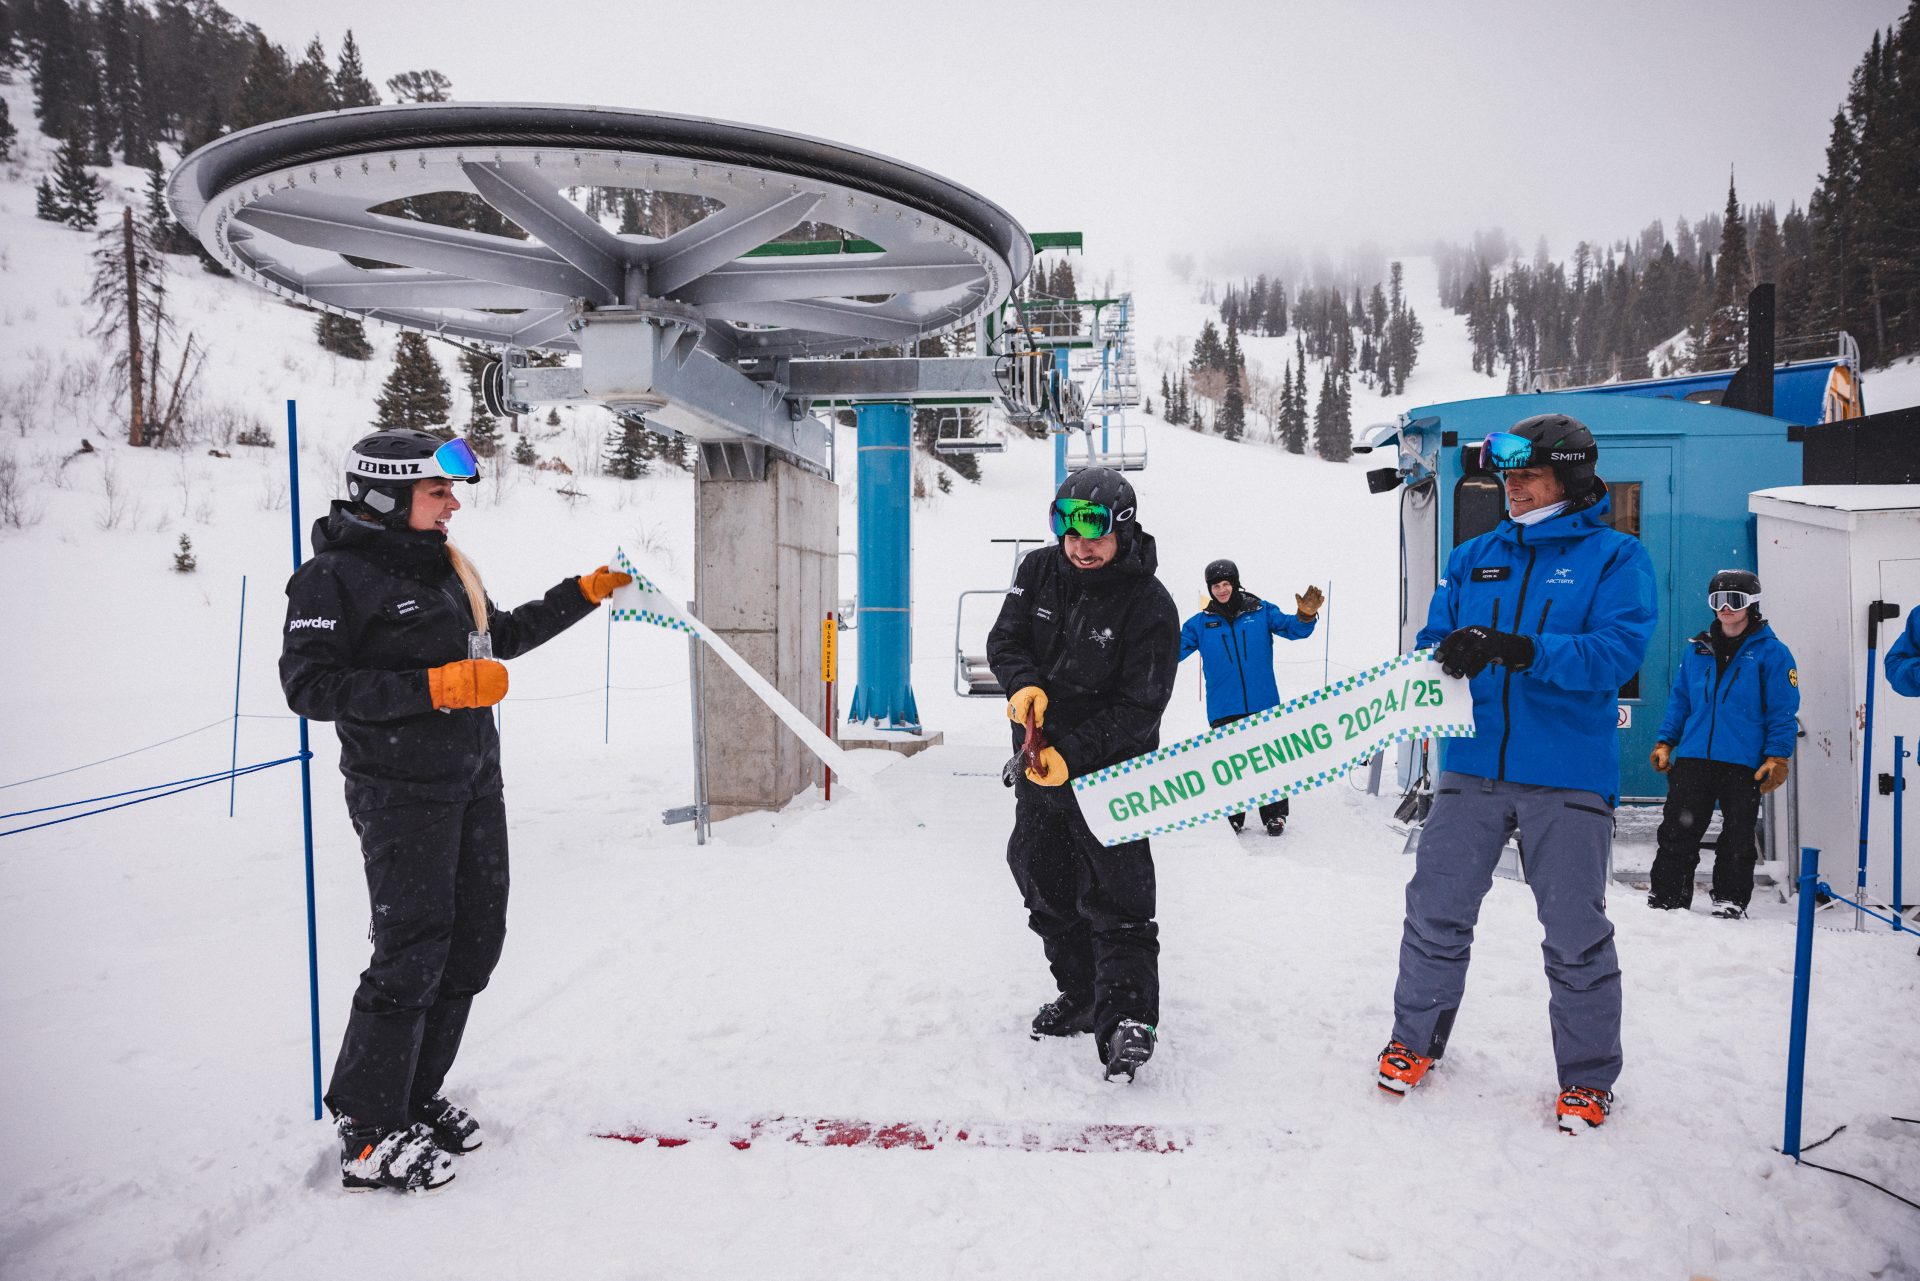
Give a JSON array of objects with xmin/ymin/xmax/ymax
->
[{"xmin": 221, "ymin": 0, "xmax": 1905, "ymax": 276}]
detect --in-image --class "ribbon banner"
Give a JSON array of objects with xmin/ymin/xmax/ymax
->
[
  {"xmin": 605, "ymin": 550, "xmax": 883, "ymax": 787},
  {"xmin": 1073, "ymin": 650, "xmax": 1475, "ymax": 847}
]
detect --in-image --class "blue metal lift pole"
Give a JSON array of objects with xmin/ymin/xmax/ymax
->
[
  {"xmin": 1782, "ymin": 845, "xmax": 1820, "ymax": 1161},
  {"xmin": 1053, "ymin": 345, "xmax": 1073, "ymax": 488},
  {"xmin": 286, "ymin": 399, "xmax": 322, "ymax": 1122},
  {"xmin": 849, "ymin": 402, "xmax": 919, "ymax": 729}
]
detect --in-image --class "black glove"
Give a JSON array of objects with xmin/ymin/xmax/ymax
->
[{"xmin": 1433, "ymin": 626, "xmax": 1535, "ymax": 679}]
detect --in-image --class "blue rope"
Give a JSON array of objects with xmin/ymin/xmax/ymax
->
[
  {"xmin": 0, "ymin": 755, "xmax": 308, "ymax": 838},
  {"xmin": 1, "ymin": 762, "xmax": 286, "ymax": 820},
  {"xmin": 1814, "ymin": 881, "xmax": 1919, "ymax": 935}
]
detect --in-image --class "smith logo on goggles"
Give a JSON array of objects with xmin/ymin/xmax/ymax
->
[
  {"xmin": 347, "ymin": 437, "xmax": 480, "ymax": 483},
  {"xmin": 1050, "ymin": 497, "xmax": 1135, "ymax": 540},
  {"xmin": 1478, "ymin": 431, "xmax": 1595, "ymax": 472},
  {"xmin": 1708, "ymin": 589, "xmax": 1760, "ymax": 611}
]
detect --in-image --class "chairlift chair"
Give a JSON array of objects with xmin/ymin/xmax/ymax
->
[
  {"xmin": 931, "ymin": 406, "xmax": 1005, "ymax": 455},
  {"xmin": 954, "ymin": 538, "xmax": 1045, "ymax": 697},
  {"xmin": 1065, "ymin": 414, "xmax": 1147, "ymax": 472}
]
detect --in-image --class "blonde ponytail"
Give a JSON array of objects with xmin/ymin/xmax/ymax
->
[{"xmin": 446, "ymin": 542, "xmax": 489, "ymax": 635}]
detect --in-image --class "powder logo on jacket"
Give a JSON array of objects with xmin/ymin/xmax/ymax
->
[
  {"xmin": 391, "ymin": 599, "xmax": 421, "ymax": 616},
  {"xmin": 287, "ymin": 617, "xmax": 338, "ymax": 632}
]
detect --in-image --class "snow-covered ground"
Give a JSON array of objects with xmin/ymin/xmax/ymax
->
[{"xmin": 3, "ymin": 86, "xmax": 1918, "ymax": 1278}]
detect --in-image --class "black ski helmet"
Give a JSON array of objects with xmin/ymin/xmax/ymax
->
[
  {"xmin": 1204, "ymin": 558, "xmax": 1240, "ymax": 590},
  {"xmin": 1052, "ymin": 466, "xmax": 1138, "ymax": 538},
  {"xmin": 1505, "ymin": 413, "xmax": 1598, "ymax": 498},
  {"xmin": 1708, "ymin": 568, "xmax": 1762, "ymax": 617},
  {"xmin": 343, "ymin": 428, "xmax": 479, "ymax": 527}
]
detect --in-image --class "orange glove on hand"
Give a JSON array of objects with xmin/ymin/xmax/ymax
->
[
  {"xmin": 428, "ymin": 658, "xmax": 508, "ymax": 710},
  {"xmin": 1025, "ymin": 746, "xmax": 1069, "ymax": 787},
  {"xmin": 578, "ymin": 565, "xmax": 633, "ymax": 605},
  {"xmin": 1755, "ymin": 756, "xmax": 1791, "ymax": 794},
  {"xmin": 1650, "ymin": 742, "xmax": 1673, "ymax": 773},
  {"xmin": 1296, "ymin": 585, "xmax": 1325, "ymax": 619},
  {"xmin": 1007, "ymin": 685, "xmax": 1048, "ymax": 728}
]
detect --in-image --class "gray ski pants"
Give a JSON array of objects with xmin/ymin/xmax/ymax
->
[{"xmin": 1391, "ymin": 771, "xmax": 1623, "ymax": 1091}]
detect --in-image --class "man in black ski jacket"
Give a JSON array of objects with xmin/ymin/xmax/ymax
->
[{"xmin": 987, "ymin": 467, "xmax": 1180, "ymax": 1081}]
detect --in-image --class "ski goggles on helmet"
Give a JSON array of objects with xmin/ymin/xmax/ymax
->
[
  {"xmin": 1050, "ymin": 496, "xmax": 1134, "ymax": 540},
  {"xmin": 1708, "ymin": 589, "xmax": 1760, "ymax": 612},
  {"xmin": 1478, "ymin": 432, "xmax": 1595, "ymax": 473},
  {"xmin": 346, "ymin": 436, "xmax": 481, "ymax": 485}
]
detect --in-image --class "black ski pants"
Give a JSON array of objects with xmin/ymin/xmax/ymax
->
[
  {"xmin": 1006, "ymin": 774, "xmax": 1159, "ymax": 1050},
  {"xmin": 325, "ymin": 793, "xmax": 510, "ymax": 1132},
  {"xmin": 1649, "ymin": 758, "xmax": 1761, "ymax": 909},
  {"xmin": 1212, "ymin": 714, "xmax": 1290, "ymax": 828}
]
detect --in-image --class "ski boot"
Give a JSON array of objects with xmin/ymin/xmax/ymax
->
[
  {"xmin": 338, "ymin": 1118, "xmax": 456, "ymax": 1192},
  {"xmin": 1228, "ymin": 813, "xmax": 1246, "ymax": 834},
  {"xmin": 1375, "ymin": 1039, "xmax": 1435, "ymax": 1096},
  {"xmin": 412, "ymin": 1094, "xmax": 483, "ymax": 1153},
  {"xmin": 1101, "ymin": 1020, "xmax": 1156, "ymax": 1082},
  {"xmin": 1709, "ymin": 900, "xmax": 1747, "ymax": 920},
  {"xmin": 1645, "ymin": 892, "xmax": 1688, "ymax": 911},
  {"xmin": 1030, "ymin": 993, "xmax": 1095, "ymax": 1040},
  {"xmin": 1555, "ymin": 1085, "xmax": 1614, "ymax": 1133},
  {"xmin": 1264, "ymin": 816, "xmax": 1286, "ymax": 837}
]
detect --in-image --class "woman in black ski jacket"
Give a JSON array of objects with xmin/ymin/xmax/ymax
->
[{"xmin": 280, "ymin": 428, "xmax": 629, "ymax": 1192}]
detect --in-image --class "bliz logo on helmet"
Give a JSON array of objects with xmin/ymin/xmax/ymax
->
[
  {"xmin": 350, "ymin": 457, "xmax": 425, "ymax": 477},
  {"xmin": 288, "ymin": 617, "xmax": 337, "ymax": 632}
]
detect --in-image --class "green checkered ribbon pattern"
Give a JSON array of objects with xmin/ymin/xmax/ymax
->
[
  {"xmin": 604, "ymin": 547, "xmax": 698, "ymax": 634},
  {"xmin": 1072, "ymin": 649, "xmax": 1475, "ymax": 847}
]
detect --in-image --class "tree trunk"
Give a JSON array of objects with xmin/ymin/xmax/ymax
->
[{"xmin": 123, "ymin": 207, "xmax": 145, "ymax": 447}]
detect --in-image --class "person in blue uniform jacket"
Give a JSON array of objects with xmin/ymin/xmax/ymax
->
[
  {"xmin": 1374, "ymin": 413, "xmax": 1657, "ymax": 1135},
  {"xmin": 1886, "ymin": 606, "xmax": 1920, "ymax": 698},
  {"xmin": 1178, "ymin": 559, "xmax": 1324, "ymax": 835},
  {"xmin": 1646, "ymin": 570, "xmax": 1799, "ymax": 919}
]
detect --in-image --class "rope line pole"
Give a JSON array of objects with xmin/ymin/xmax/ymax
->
[
  {"xmin": 603, "ymin": 605, "xmax": 613, "ymax": 745},
  {"xmin": 229, "ymin": 575, "xmax": 247, "ymax": 817},
  {"xmin": 1323, "ymin": 578, "xmax": 1333, "ymax": 686},
  {"xmin": 288, "ymin": 399, "xmax": 323, "ymax": 1122},
  {"xmin": 1783, "ymin": 845, "xmax": 1820, "ymax": 1161}
]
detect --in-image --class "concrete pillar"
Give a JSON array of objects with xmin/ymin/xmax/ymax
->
[
  {"xmin": 693, "ymin": 454, "xmax": 837, "ymax": 821},
  {"xmin": 849, "ymin": 402, "xmax": 920, "ymax": 729}
]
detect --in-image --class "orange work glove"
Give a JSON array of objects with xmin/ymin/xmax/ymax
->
[
  {"xmin": 428, "ymin": 658, "xmax": 508, "ymax": 710},
  {"xmin": 1025, "ymin": 746, "xmax": 1069, "ymax": 787},
  {"xmin": 1296, "ymin": 585, "xmax": 1325, "ymax": 619},
  {"xmin": 578, "ymin": 565, "xmax": 633, "ymax": 605},
  {"xmin": 1650, "ymin": 742, "xmax": 1673, "ymax": 773},
  {"xmin": 1755, "ymin": 756, "xmax": 1791, "ymax": 795},
  {"xmin": 1007, "ymin": 685, "xmax": 1048, "ymax": 728}
]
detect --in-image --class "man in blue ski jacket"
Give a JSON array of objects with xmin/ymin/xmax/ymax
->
[
  {"xmin": 1646, "ymin": 570, "xmax": 1799, "ymax": 919},
  {"xmin": 1374, "ymin": 413, "xmax": 1656, "ymax": 1135},
  {"xmin": 1178, "ymin": 559, "xmax": 1324, "ymax": 836},
  {"xmin": 1886, "ymin": 607, "xmax": 1920, "ymax": 699}
]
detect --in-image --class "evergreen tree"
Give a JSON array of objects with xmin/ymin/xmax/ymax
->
[
  {"xmin": 385, "ymin": 69, "xmax": 453, "ymax": 102},
  {"xmin": 316, "ymin": 312, "xmax": 374, "ymax": 359},
  {"xmin": 0, "ymin": 97, "xmax": 14, "ymax": 163},
  {"xmin": 1702, "ymin": 174, "xmax": 1752, "ymax": 356},
  {"xmin": 373, "ymin": 333, "xmax": 451, "ymax": 432},
  {"xmin": 1218, "ymin": 379, "xmax": 1245, "ymax": 441},
  {"xmin": 467, "ymin": 413, "xmax": 501, "ymax": 459},
  {"xmin": 333, "ymin": 30, "xmax": 380, "ymax": 107},
  {"xmin": 1159, "ymin": 371, "xmax": 1171, "ymax": 417},
  {"xmin": 32, "ymin": 0, "xmax": 87, "ymax": 141},
  {"xmin": 97, "ymin": 0, "xmax": 154, "ymax": 164},
  {"xmin": 604, "ymin": 418, "xmax": 651, "ymax": 478},
  {"xmin": 173, "ymin": 533, "xmax": 198, "ymax": 573},
  {"xmin": 1223, "ymin": 319, "xmax": 1244, "ymax": 386},
  {"xmin": 1313, "ymin": 368, "xmax": 1353, "ymax": 462},
  {"xmin": 512, "ymin": 434, "xmax": 538, "ymax": 466},
  {"xmin": 288, "ymin": 36, "xmax": 333, "ymax": 115},
  {"xmin": 1279, "ymin": 363, "xmax": 1306, "ymax": 454},
  {"xmin": 230, "ymin": 34, "xmax": 294, "ymax": 130},
  {"xmin": 36, "ymin": 138, "xmax": 102, "ymax": 229}
]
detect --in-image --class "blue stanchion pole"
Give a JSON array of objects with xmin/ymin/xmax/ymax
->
[
  {"xmin": 1856, "ymin": 603, "xmax": 1895, "ymax": 929},
  {"xmin": 1896, "ymin": 735, "xmax": 1908, "ymax": 929},
  {"xmin": 228, "ymin": 575, "xmax": 247, "ymax": 817},
  {"xmin": 1053, "ymin": 346, "xmax": 1072, "ymax": 489},
  {"xmin": 287, "ymin": 399, "xmax": 323, "ymax": 1122},
  {"xmin": 849, "ymin": 402, "xmax": 919, "ymax": 730},
  {"xmin": 1783, "ymin": 845, "xmax": 1820, "ymax": 1161}
]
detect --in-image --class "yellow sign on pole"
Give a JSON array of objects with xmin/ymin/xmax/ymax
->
[{"xmin": 821, "ymin": 616, "xmax": 838, "ymax": 683}]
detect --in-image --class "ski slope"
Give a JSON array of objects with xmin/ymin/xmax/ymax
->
[{"xmin": 2, "ymin": 88, "xmax": 1918, "ymax": 1277}]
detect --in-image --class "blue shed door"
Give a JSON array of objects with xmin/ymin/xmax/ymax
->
[{"xmin": 1602, "ymin": 447, "xmax": 1674, "ymax": 801}]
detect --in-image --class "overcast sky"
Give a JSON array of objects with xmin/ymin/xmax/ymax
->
[{"xmin": 225, "ymin": 0, "xmax": 1905, "ymax": 276}]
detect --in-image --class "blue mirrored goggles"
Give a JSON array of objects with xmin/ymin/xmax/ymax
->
[
  {"xmin": 432, "ymin": 437, "xmax": 480, "ymax": 480},
  {"xmin": 1478, "ymin": 432, "xmax": 1537, "ymax": 471},
  {"xmin": 1708, "ymin": 590, "xmax": 1759, "ymax": 612}
]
